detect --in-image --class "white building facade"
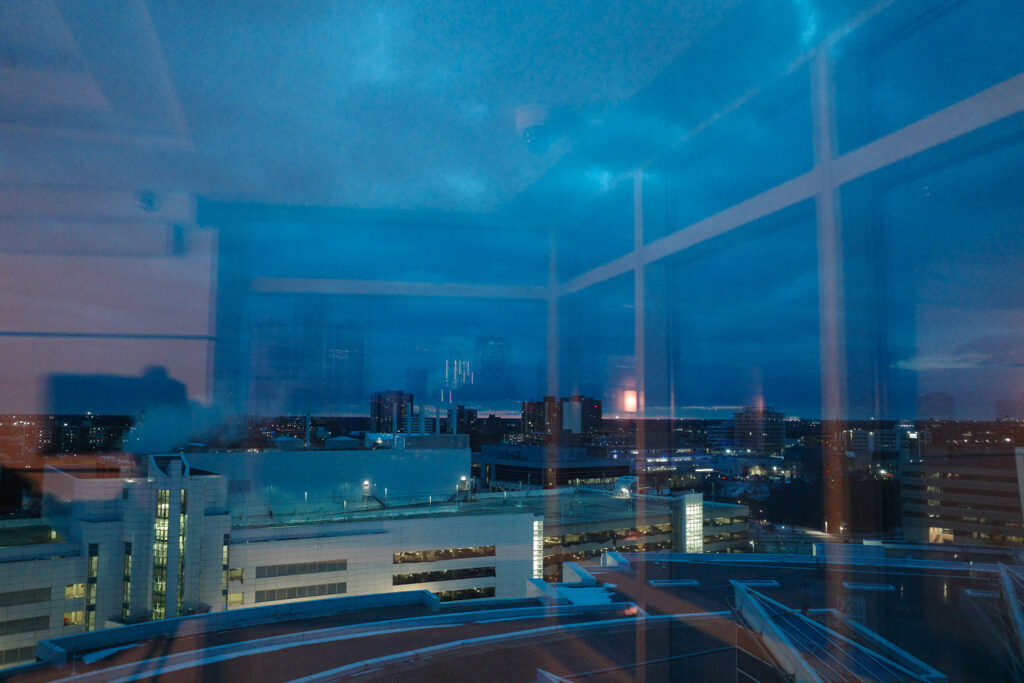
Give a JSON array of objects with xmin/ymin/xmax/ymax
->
[
  {"xmin": 0, "ymin": 453, "xmax": 539, "ymax": 670},
  {"xmin": 226, "ymin": 512, "xmax": 538, "ymax": 608}
]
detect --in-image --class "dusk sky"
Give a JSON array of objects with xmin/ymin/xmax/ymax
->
[{"xmin": 1, "ymin": 0, "xmax": 1022, "ymax": 420}]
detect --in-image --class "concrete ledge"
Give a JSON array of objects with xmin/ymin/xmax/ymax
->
[
  {"xmin": 36, "ymin": 590, "xmax": 441, "ymax": 666},
  {"xmin": 601, "ymin": 552, "xmax": 630, "ymax": 569},
  {"xmin": 734, "ymin": 583, "xmax": 821, "ymax": 683},
  {"xmin": 526, "ymin": 578, "xmax": 564, "ymax": 605},
  {"xmin": 36, "ymin": 603, "xmax": 637, "ymax": 682},
  {"xmin": 562, "ymin": 562, "xmax": 597, "ymax": 586}
]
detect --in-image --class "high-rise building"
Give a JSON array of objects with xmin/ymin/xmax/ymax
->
[
  {"xmin": 543, "ymin": 396, "xmax": 562, "ymax": 436},
  {"xmin": 733, "ymin": 406, "xmax": 786, "ymax": 455},
  {"xmin": 370, "ymin": 391, "xmax": 414, "ymax": 434},
  {"xmin": 522, "ymin": 396, "xmax": 601, "ymax": 440},
  {"xmin": 521, "ymin": 401, "xmax": 545, "ymax": 437},
  {"xmin": 451, "ymin": 405, "xmax": 477, "ymax": 435},
  {"xmin": 560, "ymin": 395, "xmax": 602, "ymax": 437}
]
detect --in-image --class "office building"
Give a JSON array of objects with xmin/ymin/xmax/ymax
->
[
  {"xmin": 902, "ymin": 448, "xmax": 1024, "ymax": 546},
  {"xmin": 0, "ymin": 451, "xmax": 534, "ymax": 669}
]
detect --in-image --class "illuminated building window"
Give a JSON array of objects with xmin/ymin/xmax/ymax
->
[
  {"xmin": 152, "ymin": 489, "xmax": 169, "ymax": 620},
  {"xmin": 393, "ymin": 546, "xmax": 496, "ymax": 564},
  {"xmin": 393, "ymin": 566, "xmax": 495, "ymax": 585},
  {"xmin": 533, "ymin": 520, "xmax": 544, "ymax": 579}
]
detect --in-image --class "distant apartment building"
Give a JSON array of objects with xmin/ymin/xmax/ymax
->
[
  {"xmin": 449, "ymin": 405, "xmax": 478, "ymax": 435},
  {"xmin": 902, "ymin": 449, "xmax": 1024, "ymax": 546},
  {"xmin": 521, "ymin": 400, "xmax": 545, "ymax": 437},
  {"xmin": 733, "ymin": 407, "xmax": 786, "ymax": 455},
  {"xmin": 369, "ymin": 391, "xmax": 414, "ymax": 433},
  {"xmin": 521, "ymin": 395, "xmax": 602, "ymax": 441},
  {"xmin": 544, "ymin": 396, "xmax": 563, "ymax": 435},
  {"xmin": 563, "ymin": 395, "xmax": 602, "ymax": 439}
]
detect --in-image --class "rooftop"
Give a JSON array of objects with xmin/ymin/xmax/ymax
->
[
  {"xmin": 10, "ymin": 548, "xmax": 1009, "ymax": 681},
  {"xmin": 242, "ymin": 488, "xmax": 746, "ymax": 532},
  {"xmin": 588, "ymin": 551, "xmax": 1016, "ymax": 681},
  {"xmin": 9, "ymin": 593, "xmax": 644, "ymax": 683}
]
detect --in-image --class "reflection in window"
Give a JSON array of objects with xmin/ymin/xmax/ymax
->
[{"xmin": 435, "ymin": 587, "xmax": 496, "ymax": 602}]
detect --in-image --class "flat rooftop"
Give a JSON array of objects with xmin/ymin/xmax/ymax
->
[
  {"xmin": 588, "ymin": 552, "xmax": 1016, "ymax": 681},
  {"xmin": 16, "ymin": 550, "xmax": 996, "ymax": 681},
  {"xmin": 9, "ymin": 595, "xmax": 645, "ymax": 683},
  {"xmin": 247, "ymin": 489, "xmax": 747, "ymax": 531}
]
